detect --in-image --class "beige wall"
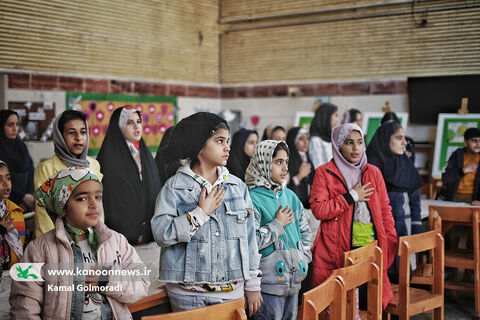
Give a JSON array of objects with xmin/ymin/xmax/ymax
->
[
  {"xmin": 0, "ymin": 0, "xmax": 219, "ymax": 83},
  {"xmin": 220, "ymin": 0, "xmax": 480, "ymax": 83}
]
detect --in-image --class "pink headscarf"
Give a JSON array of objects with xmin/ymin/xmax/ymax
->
[{"xmin": 331, "ymin": 123, "xmax": 367, "ymax": 190}]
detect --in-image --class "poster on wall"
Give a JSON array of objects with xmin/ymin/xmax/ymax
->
[
  {"xmin": 362, "ymin": 112, "xmax": 408, "ymax": 145},
  {"xmin": 8, "ymin": 101, "xmax": 56, "ymax": 141},
  {"xmin": 66, "ymin": 92, "xmax": 177, "ymax": 156},
  {"xmin": 294, "ymin": 111, "xmax": 314, "ymax": 129},
  {"xmin": 432, "ymin": 113, "xmax": 480, "ymax": 177}
]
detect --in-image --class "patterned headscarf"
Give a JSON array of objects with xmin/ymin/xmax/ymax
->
[
  {"xmin": 0, "ymin": 200, "xmax": 23, "ymax": 259},
  {"xmin": 245, "ymin": 140, "xmax": 288, "ymax": 192},
  {"xmin": 34, "ymin": 167, "xmax": 102, "ymax": 217},
  {"xmin": 34, "ymin": 167, "xmax": 102, "ymax": 251}
]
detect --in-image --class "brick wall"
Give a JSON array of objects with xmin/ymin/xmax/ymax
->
[
  {"xmin": 5, "ymin": 73, "xmax": 221, "ymax": 98},
  {"xmin": 5, "ymin": 72, "xmax": 406, "ymax": 98},
  {"xmin": 0, "ymin": 0, "xmax": 219, "ymax": 83},
  {"xmin": 220, "ymin": 0, "xmax": 480, "ymax": 83}
]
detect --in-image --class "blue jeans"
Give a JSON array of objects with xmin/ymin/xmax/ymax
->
[
  {"xmin": 167, "ymin": 290, "xmax": 232, "ymax": 312},
  {"xmin": 253, "ymin": 292, "xmax": 298, "ymax": 320}
]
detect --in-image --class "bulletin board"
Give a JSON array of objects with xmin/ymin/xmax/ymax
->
[
  {"xmin": 8, "ymin": 101, "xmax": 56, "ymax": 141},
  {"xmin": 66, "ymin": 92, "xmax": 177, "ymax": 156},
  {"xmin": 432, "ymin": 113, "xmax": 480, "ymax": 177},
  {"xmin": 362, "ymin": 112, "xmax": 408, "ymax": 145}
]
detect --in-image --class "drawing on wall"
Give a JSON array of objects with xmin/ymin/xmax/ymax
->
[
  {"xmin": 8, "ymin": 101, "xmax": 56, "ymax": 141},
  {"xmin": 294, "ymin": 112, "xmax": 314, "ymax": 129},
  {"xmin": 362, "ymin": 112, "xmax": 408, "ymax": 145},
  {"xmin": 432, "ymin": 113, "xmax": 480, "ymax": 177},
  {"xmin": 66, "ymin": 92, "xmax": 177, "ymax": 156}
]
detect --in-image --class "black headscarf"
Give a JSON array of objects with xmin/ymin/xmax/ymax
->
[
  {"xmin": 0, "ymin": 110, "xmax": 34, "ymax": 204},
  {"xmin": 164, "ymin": 112, "xmax": 229, "ymax": 167},
  {"xmin": 155, "ymin": 126, "xmax": 181, "ymax": 188},
  {"xmin": 226, "ymin": 128, "xmax": 257, "ymax": 181},
  {"xmin": 366, "ymin": 122, "xmax": 423, "ymax": 192},
  {"xmin": 286, "ymin": 127, "xmax": 314, "ymax": 208},
  {"xmin": 310, "ymin": 103, "xmax": 338, "ymax": 142},
  {"xmin": 97, "ymin": 106, "xmax": 161, "ymax": 244}
]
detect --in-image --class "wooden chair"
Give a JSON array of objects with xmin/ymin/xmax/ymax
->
[
  {"xmin": 384, "ymin": 230, "xmax": 444, "ymax": 320},
  {"xmin": 301, "ymin": 272, "xmax": 346, "ymax": 320},
  {"xmin": 411, "ymin": 215, "xmax": 442, "ymax": 286},
  {"xmin": 429, "ymin": 205, "xmax": 480, "ymax": 317},
  {"xmin": 128, "ymin": 291, "xmax": 170, "ymax": 313},
  {"xmin": 343, "ymin": 241, "xmax": 383, "ymax": 320},
  {"xmin": 141, "ymin": 298, "xmax": 247, "ymax": 320}
]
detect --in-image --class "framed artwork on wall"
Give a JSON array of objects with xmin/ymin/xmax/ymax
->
[
  {"xmin": 66, "ymin": 92, "xmax": 177, "ymax": 156},
  {"xmin": 432, "ymin": 113, "xmax": 480, "ymax": 177},
  {"xmin": 294, "ymin": 111, "xmax": 314, "ymax": 129},
  {"xmin": 362, "ymin": 112, "xmax": 408, "ymax": 145}
]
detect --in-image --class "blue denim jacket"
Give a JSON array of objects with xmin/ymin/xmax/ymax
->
[{"xmin": 151, "ymin": 171, "xmax": 261, "ymax": 285}]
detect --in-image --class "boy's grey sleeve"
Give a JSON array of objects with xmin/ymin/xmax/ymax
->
[
  {"xmin": 298, "ymin": 208, "xmax": 313, "ymax": 263},
  {"xmin": 151, "ymin": 185, "xmax": 196, "ymax": 246}
]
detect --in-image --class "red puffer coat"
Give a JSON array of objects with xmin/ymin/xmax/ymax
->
[{"xmin": 310, "ymin": 160, "xmax": 397, "ymax": 308}]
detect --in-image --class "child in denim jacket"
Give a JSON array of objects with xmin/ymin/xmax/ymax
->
[
  {"xmin": 245, "ymin": 140, "xmax": 312, "ymax": 320},
  {"xmin": 151, "ymin": 112, "xmax": 262, "ymax": 316}
]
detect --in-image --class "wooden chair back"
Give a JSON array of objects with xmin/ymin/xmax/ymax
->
[
  {"xmin": 429, "ymin": 205, "xmax": 480, "ymax": 317},
  {"xmin": 141, "ymin": 298, "xmax": 247, "ymax": 320},
  {"xmin": 128, "ymin": 291, "xmax": 169, "ymax": 313},
  {"xmin": 411, "ymin": 215, "xmax": 442, "ymax": 286},
  {"xmin": 334, "ymin": 257, "xmax": 382, "ymax": 320},
  {"xmin": 302, "ymin": 273, "xmax": 346, "ymax": 320},
  {"xmin": 343, "ymin": 241, "xmax": 383, "ymax": 319},
  {"xmin": 385, "ymin": 230, "xmax": 444, "ymax": 319}
]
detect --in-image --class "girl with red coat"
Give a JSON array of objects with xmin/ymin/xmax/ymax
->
[{"xmin": 309, "ymin": 123, "xmax": 397, "ymax": 308}]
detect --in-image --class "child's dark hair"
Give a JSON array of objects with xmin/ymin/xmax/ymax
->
[
  {"xmin": 380, "ymin": 112, "xmax": 399, "ymax": 124},
  {"xmin": 271, "ymin": 126, "xmax": 285, "ymax": 136},
  {"xmin": 464, "ymin": 128, "xmax": 480, "ymax": 141},
  {"xmin": 58, "ymin": 110, "xmax": 87, "ymax": 134},
  {"xmin": 349, "ymin": 108, "xmax": 361, "ymax": 122},
  {"xmin": 190, "ymin": 122, "xmax": 230, "ymax": 167},
  {"xmin": 0, "ymin": 161, "xmax": 8, "ymax": 169},
  {"xmin": 272, "ymin": 142, "xmax": 289, "ymax": 159},
  {"xmin": 389, "ymin": 121, "xmax": 403, "ymax": 135}
]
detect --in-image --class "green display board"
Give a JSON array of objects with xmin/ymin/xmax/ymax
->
[
  {"xmin": 362, "ymin": 112, "xmax": 408, "ymax": 145},
  {"xmin": 432, "ymin": 113, "xmax": 480, "ymax": 177}
]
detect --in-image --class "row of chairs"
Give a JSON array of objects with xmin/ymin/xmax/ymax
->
[
  {"xmin": 303, "ymin": 228, "xmax": 443, "ymax": 320},
  {"xmin": 130, "ymin": 205, "xmax": 480, "ymax": 319}
]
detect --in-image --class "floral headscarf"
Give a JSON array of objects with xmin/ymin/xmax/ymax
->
[
  {"xmin": 34, "ymin": 166, "xmax": 102, "ymax": 217},
  {"xmin": 245, "ymin": 140, "xmax": 288, "ymax": 192}
]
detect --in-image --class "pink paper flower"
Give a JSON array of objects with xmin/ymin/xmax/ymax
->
[
  {"xmin": 107, "ymin": 102, "xmax": 115, "ymax": 112},
  {"xmin": 149, "ymin": 104, "xmax": 156, "ymax": 113},
  {"xmin": 161, "ymin": 104, "xmax": 168, "ymax": 114},
  {"xmin": 167, "ymin": 112, "xmax": 174, "ymax": 122},
  {"xmin": 96, "ymin": 111, "xmax": 105, "ymax": 122},
  {"xmin": 155, "ymin": 113, "xmax": 163, "ymax": 122},
  {"xmin": 142, "ymin": 114, "xmax": 150, "ymax": 123},
  {"xmin": 160, "ymin": 124, "xmax": 167, "ymax": 134},
  {"xmin": 92, "ymin": 125, "xmax": 101, "ymax": 136},
  {"xmin": 136, "ymin": 104, "xmax": 143, "ymax": 113},
  {"xmin": 144, "ymin": 125, "xmax": 151, "ymax": 135},
  {"xmin": 152, "ymin": 125, "xmax": 160, "ymax": 134},
  {"xmin": 89, "ymin": 101, "xmax": 97, "ymax": 111},
  {"xmin": 251, "ymin": 115, "xmax": 260, "ymax": 126},
  {"xmin": 83, "ymin": 110, "xmax": 90, "ymax": 121}
]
